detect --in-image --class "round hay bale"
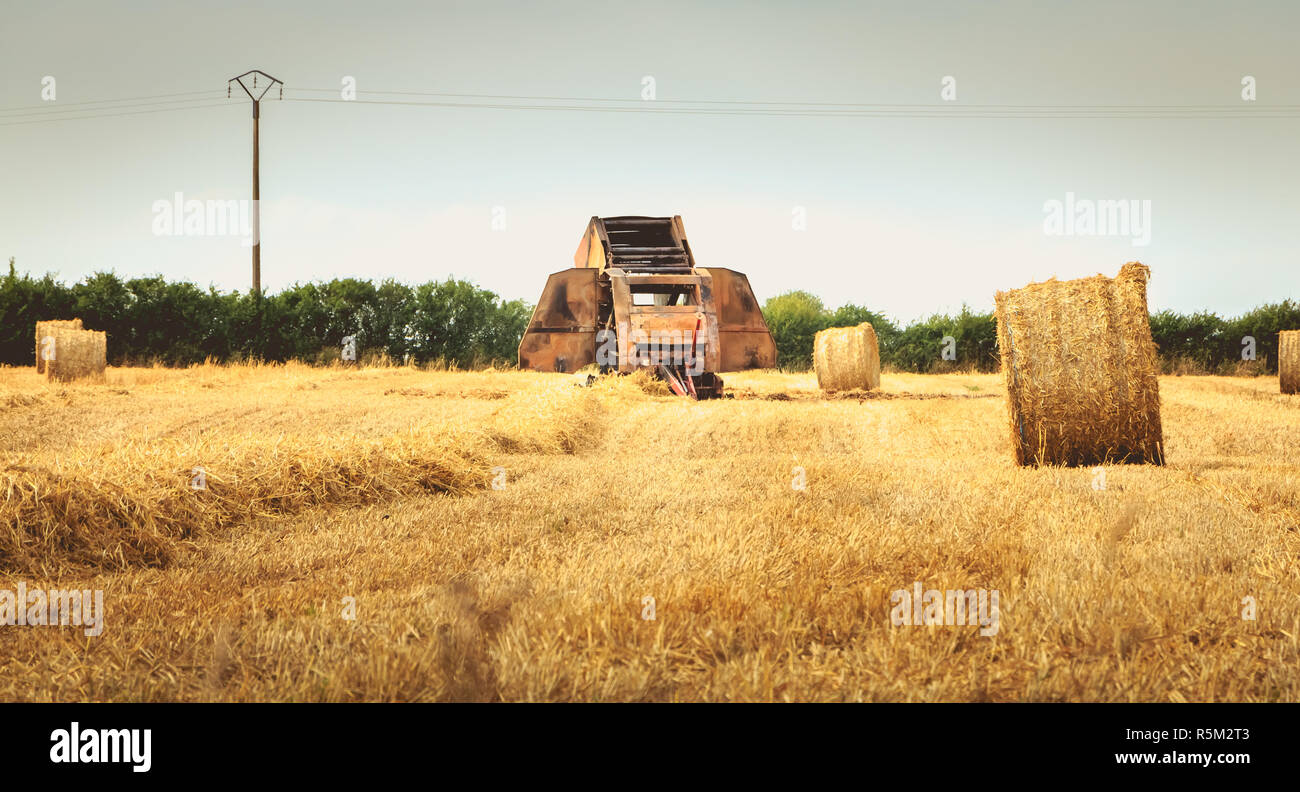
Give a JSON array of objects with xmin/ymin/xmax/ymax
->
[
  {"xmin": 43, "ymin": 327, "xmax": 106, "ymax": 383},
  {"xmin": 994, "ymin": 262, "xmax": 1163, "ymax": 467},
  {"xmin": 814, "ymin": 322, "xmax": 880, "ymax": 392},
  {"xmin": 34, "ymin": 318, "xmax": 82, "ymax": 374},
  {"xmin": 1281, "ymin": 330, "xmax": 1300, "ymax": 395}
]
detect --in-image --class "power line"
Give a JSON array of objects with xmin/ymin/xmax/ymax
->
[
  {"xmin": 0, "ymin": 95, "xmax": 230, "ymax": 119},
  {"xmin": 3, "ymin": 83, "xmax": 1293, "ymax": 121},
  {"xmin": 282, "ymin": 96, "xmax": 1300, "ymax": 119},
  {"xmin": 0, "ymin": 89, "xmax": 224, "ymax": 114},
  {"xmin": 0, "ymin": 101, "xmax": 236, "ymax": 127},
  {"xmin": 284, "ymin": 86, "xmax": 1300, "ymax": 114}
]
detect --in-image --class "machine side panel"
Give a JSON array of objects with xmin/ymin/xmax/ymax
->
[
  {"xmin": 518, "ymin": 268, "xmax": 601, "ymax": 372},
  {"xmin": 574, "ymin": 217, "xmax": 608, "ymax": 269},
  {"xmin": 699, "ymin": 267, "xmax": 778, "ymax": 370}
]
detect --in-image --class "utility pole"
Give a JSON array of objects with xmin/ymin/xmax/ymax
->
[{"xmin": 228, "ymin": 70, "xmax": 283, "ymax": 295}]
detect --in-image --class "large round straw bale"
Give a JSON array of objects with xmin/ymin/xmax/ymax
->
[
  {"xmin": 34, "ymin": 318, "xmax": 82, "ymax": 374},
  {"xmin": 43, "ymin": 327, "xmax": 107, "ymax": 383},
  {"xmin": 1281, "ymin": 330, "xmax": 1300, "ymax": 395},
  {"xmin": 994, "ymin": 262, "xmax": 1163, "ymax": 466},
  {"xmin": 814, "ymin": 322, "xmax": 880, "ymax": 391}
]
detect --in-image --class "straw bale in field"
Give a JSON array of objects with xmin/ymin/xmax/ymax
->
[
  {"xmin": 34, "ymin": 318, "xmax": 82, "ymax": 374},
  {"xmin": 1281, "ymin": 330, "xmax": 1300, "ymax": 395},
  {"xmin": 814, "ymin": 322, "xmax": 881, "ymax": 392},
  {"xmin": 994, "ymin": 262, "xmax": 1163, "ymax": 466},
  {"xmin": 42, "ymin": 327, "xmax": 107, "ymax": 383}
]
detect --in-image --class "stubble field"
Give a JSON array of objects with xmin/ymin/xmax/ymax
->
[{"xmin": 1, "ymin": 362, "xmax": 1297, "ymax": 701}]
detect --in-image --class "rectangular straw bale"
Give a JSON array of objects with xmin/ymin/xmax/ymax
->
[
  {"xmin": 34, "ymin": 318, "xmax": 83, "ymax": 374},
  {"xmin": 814, "ymin": 322, "xmax": 881, "ymax": 391},
  {"xmin": 994, "ymin": 262, "xmax": 1163, "ymax": 466},
  {"xmin": 1281, "ymin": 330, "xmax": 1300, "ymax": 395},
  {"xmin": 43, "ymin": 327, "xmax": 107, "ymax": 383}
]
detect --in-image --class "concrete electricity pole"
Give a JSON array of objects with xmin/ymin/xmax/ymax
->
[{"xmin": 228, "ymin": 70, "xmax": 283, "ymax": 295}]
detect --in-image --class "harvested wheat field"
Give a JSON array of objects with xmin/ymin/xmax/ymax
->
[{"xmin": 0, "ymin": 362, "xmax": 1298, "ymax": 702}]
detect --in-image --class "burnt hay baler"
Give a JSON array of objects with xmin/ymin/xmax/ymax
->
[{"xmin": 517, "ymin": 216, "xmax": 777, "ymax": 397}]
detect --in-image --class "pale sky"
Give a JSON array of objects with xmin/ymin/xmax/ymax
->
[{"xmin": 2, "ymin": 0, "xmax": 1297, "ymax": 323}]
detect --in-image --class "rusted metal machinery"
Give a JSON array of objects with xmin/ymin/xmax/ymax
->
[{"xmin": 518, "ymin": 216, "xmax": 777, "ymax": 397}]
